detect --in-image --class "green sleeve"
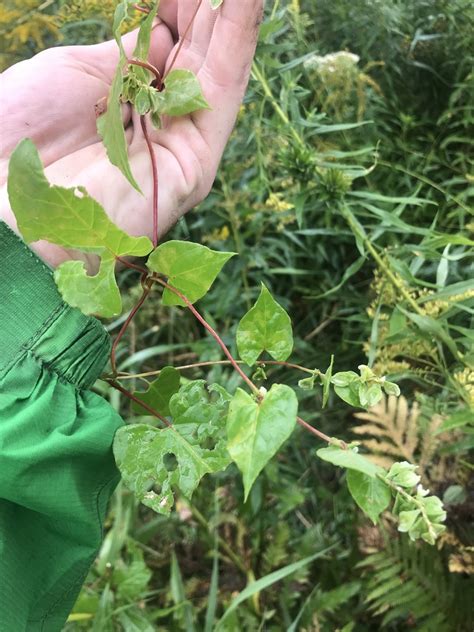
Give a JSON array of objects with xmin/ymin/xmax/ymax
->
[{"xmin": 0, "ymin": 222, "xmax": 124, "ymax": 631}]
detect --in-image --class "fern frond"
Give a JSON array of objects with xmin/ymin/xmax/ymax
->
[
  {"xmin": 357, "ymin": 535, "xmax": 455, "ymax": 630},
  {"xmin": 352, "ymin": 395, "xmax": 420, "ymax": 464}
]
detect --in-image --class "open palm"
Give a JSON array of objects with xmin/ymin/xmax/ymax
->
[{"xmin": 0, "ymin": 0, "xmax": 262, "ymax": 268}]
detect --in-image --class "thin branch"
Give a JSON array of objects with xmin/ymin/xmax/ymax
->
[
  {"xmin": 115, "ymin": 359, "xmax": 317, "ymax": 380},
  {"xmin": 153, "ymin": 277, "xmax": 261, "ymax": 396},
  {"xmin": 128, "ymin": 58, "xmax": 163, "ymax": 89},
  {"xmin": 110, "ymin": 275, "xmax": 152, "ymax": 374},
  {"xmin": 164, "ymin": 0, "xmax": 203, "ymax": 78},
  {"xmin": 297, "ymin": 416, "xmax": 335, "ymax": 444},
  {"xmin": 140, "ymin": 115, "xmax": 160, "ymax": 248},
  {"xmin": 107, "ymin": 379, "xmax": 171, "ymax": 428}
]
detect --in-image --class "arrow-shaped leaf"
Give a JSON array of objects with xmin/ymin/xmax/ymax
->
[
  {"xmin": 237, "ymin": 283, "xmax": 293, "ymax": 366},
  {"xmin": 147, "ymin": 240, "xmax": 235, "ymax": 306}
]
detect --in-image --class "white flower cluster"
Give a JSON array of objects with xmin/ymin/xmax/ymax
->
[{"xmin": 304, "ymin": 51, "xmax": 360, "ymax": 73}]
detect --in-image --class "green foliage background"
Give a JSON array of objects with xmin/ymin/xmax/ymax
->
[{"xmin": 2, "ymin": 0, "xmax": 473, "ymax": 629}]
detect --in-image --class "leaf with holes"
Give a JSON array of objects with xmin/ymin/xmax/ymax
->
[
  {"xmin": 132, "ymin": 366, "xmax": 181, "ymax": 417},
  {"xmin": 147, "ymin": 240, "xmax": 235, "ymax": 306},
  {"xmin": 8, "ymin": 139, "xmax": 152, "ymax": 316},
  {"xmin": 54, "ymin": 253, "xmax": 121, "ymax": 318},
  {"xmin": 236, "ymin": 283, "xmax": 293, "ymax": 366},
  {"xmin": 114, "ymin": 381, "xmax": 232, "ymax": 514},
  {"xmin": 346, "ymin": 469, "xmax": 391, "ymax": 524},
  {"xmin": 227, "ymin": 384, "xmax": 298, "ymax": 500}
]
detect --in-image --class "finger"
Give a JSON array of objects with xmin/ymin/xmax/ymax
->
[
  {"xmin": 192, "ymin": 0, "xmax": 263, "ymax": 154},
  {"xmin": 77, "ymin": 20, "xmax": 174, "ymax": 83}
]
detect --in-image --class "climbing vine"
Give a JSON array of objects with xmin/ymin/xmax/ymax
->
[{"xmin": 6, "ymin": 0, "xmax": 446, "ymax": 545}]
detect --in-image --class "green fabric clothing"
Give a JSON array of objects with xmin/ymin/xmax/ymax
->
[{"xmin": 0, "ymin": 222, "xmax": 123, "ymax": 631}]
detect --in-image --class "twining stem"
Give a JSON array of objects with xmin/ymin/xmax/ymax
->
[
  {"xmin": 297, "ymin": 416, "xmax": 336, "ymax": 445},
  {"xmin": 110, "ymin": 275, "xmax": 152, "ymax": 374},
  {"xmin": 115, "ymin": 359, "xmax": 317, "ymax": 380},
  {"xmin": 140, "ymin": 115, "xmax": 160, "ymax": 248},
  {"xmin": 128, "ymin": 58, "xmax": 163, "ymax": 90},
  {"xmin": 108, "ymin": 379, "xmax": 172, "ymax": 428},
  {"xmin": 132, "ymin": 3, "xmax": 151, "ymax": 15},
  {"xmin": 153, "ymin": 277, "xmax": 261, "ymax": 396},
  {"xmin": 115, "ymin": 256, "xmax": 148, "ymax": 274},
  {"xmin": 164, "ymin": 0, "xmax": 203, "ymax": 78}
]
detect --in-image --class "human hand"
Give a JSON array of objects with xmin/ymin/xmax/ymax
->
[{"xmin": 0, "ymin": 0, "xmax": 263, "ymax": 269}]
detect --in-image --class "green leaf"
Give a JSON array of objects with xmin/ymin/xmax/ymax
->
[
  {"xmin": 316, "ymin": 445, "xmax": 381, "ymax": 478},
  {"xmin": 383, "ymin": 381, "xmax": 401, "ymax": 397},
  {"xmin": 147, "ymin": 240, "xmax": 235, "ymax": 306},
  {"xmin": 132, "ymin": 366, "xmax": 181, "ymax": 417},
  {"xmin": 236, "ymin": 283, "xmax": 293, "ymax": 366},
  {"xmin": 331, "ymin": 372, "xmax": 362, "ymax": 407},
  {"xmin": 346, "ymin": 469, "xmax": 391, "ymax": 524},
  {"xmin": 54, "ymin": 253, "xmax": 121, "ymax": 317},
  {"xmin": 359, "ymin": 383, "xmax": 383, "ymax": 408},
  {"xmin": 114, "ymin": 381, "xmax": 231, "ymax": 514},
  {"xmin": 157, "ymin": 69, "xmax": 210, "ymax": 117},
  {"xmin": 331, "ymin": 371, "xmax": 358, "ymax": 387},
  {"xmin": 226, "ymin": 384, "xmax": 298, "ymax": 500},
  {"xmin": 209, "ymin": 0, "xmax": 224, "ymax": 8},
  {"xmin": 130, "ymin": 0, "xmax": 159, "ymax": 84},
  {"xmin": 8, "ymin": 139, "xmax": 152, "ymax": 317},
  {"xmin": 97, "ymin": 1, "xmax": 141, "ymax": 191},
  {"xmin": 387, "ymin": 461, "xmax": 420, "ymax": 488},
  {"xmin": 8, "ymin": 140, "xmax": 151, "ymax": 256},
  {"xmin": 322, "ymin": 355, "xmax": 334, "ymax": 408}
]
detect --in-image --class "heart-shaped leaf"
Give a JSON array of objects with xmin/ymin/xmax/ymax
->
[{"xmin": 227, "ymin": 384, "xmax": 298, "ymax": 500}]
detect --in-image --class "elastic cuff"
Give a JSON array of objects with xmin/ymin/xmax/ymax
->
[{"xmin": 0, "ymin": 222, "xmax": 110, "ymax": 389}]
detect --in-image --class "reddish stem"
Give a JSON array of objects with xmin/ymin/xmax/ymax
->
[
  {"xmin": 164, "ymin": 0, "xmax": 203, "ymax": 78},
  {"xmin": 108, "ymin": 379, "xmax": 171, "ymax": 427},
  {"xmin": 140, "ymin": 115, "xmax": 159, "ymax": 248},
  {"xmin": 110, "ymin": 275, "xmax": 152, "ymax": 374},
  {"xmin": 132, "ymin": 3, "xmax": 151, "ymax": 15},
  {"xmin": 116, "ymin": 255, "xmax": 148, "ymax": 275},
  {"xmin": 296, "ymin": 416, "xmax": 334, "ymax": 444},
  {"xmin": 128, "ymin": 58, "xmax": 163, "ymax": 90},
  {"xmin": 154, "ymin": 277, "xmax": 260, "ymax": 395}
]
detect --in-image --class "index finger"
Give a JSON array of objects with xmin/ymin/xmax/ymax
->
[{"xmin": 192, "ymin": 0, "xmax": 264, "ymax": 158}]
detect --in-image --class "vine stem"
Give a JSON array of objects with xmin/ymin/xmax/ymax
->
[
  {"xmin": 153, "ymin": 277, "xmax": 261, "ymax": 396},
  {"xmin": 164, "ymin": 0, "xmax": 203, "ymax": 78},
  {"xmin": 140, "ymin": 115, "xmax": 159, "ymax": 248},
  {"xmin": 297, "ymin": 416, "xmax": 335, "ymax": 444},
  {"xmin": 114, "ymin": 359, "xmax": 317, "ymax": 380},
  {"xmin": 110, "ymin": 275, "xmax": 152, "ymax": 374},
  {"xmin": 107, "ymin": 379, "xmax": 172, "ymax": 428},
  {"xmin": 128, "ymin": 58, "xmax": 163, "ymax": 89}
]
